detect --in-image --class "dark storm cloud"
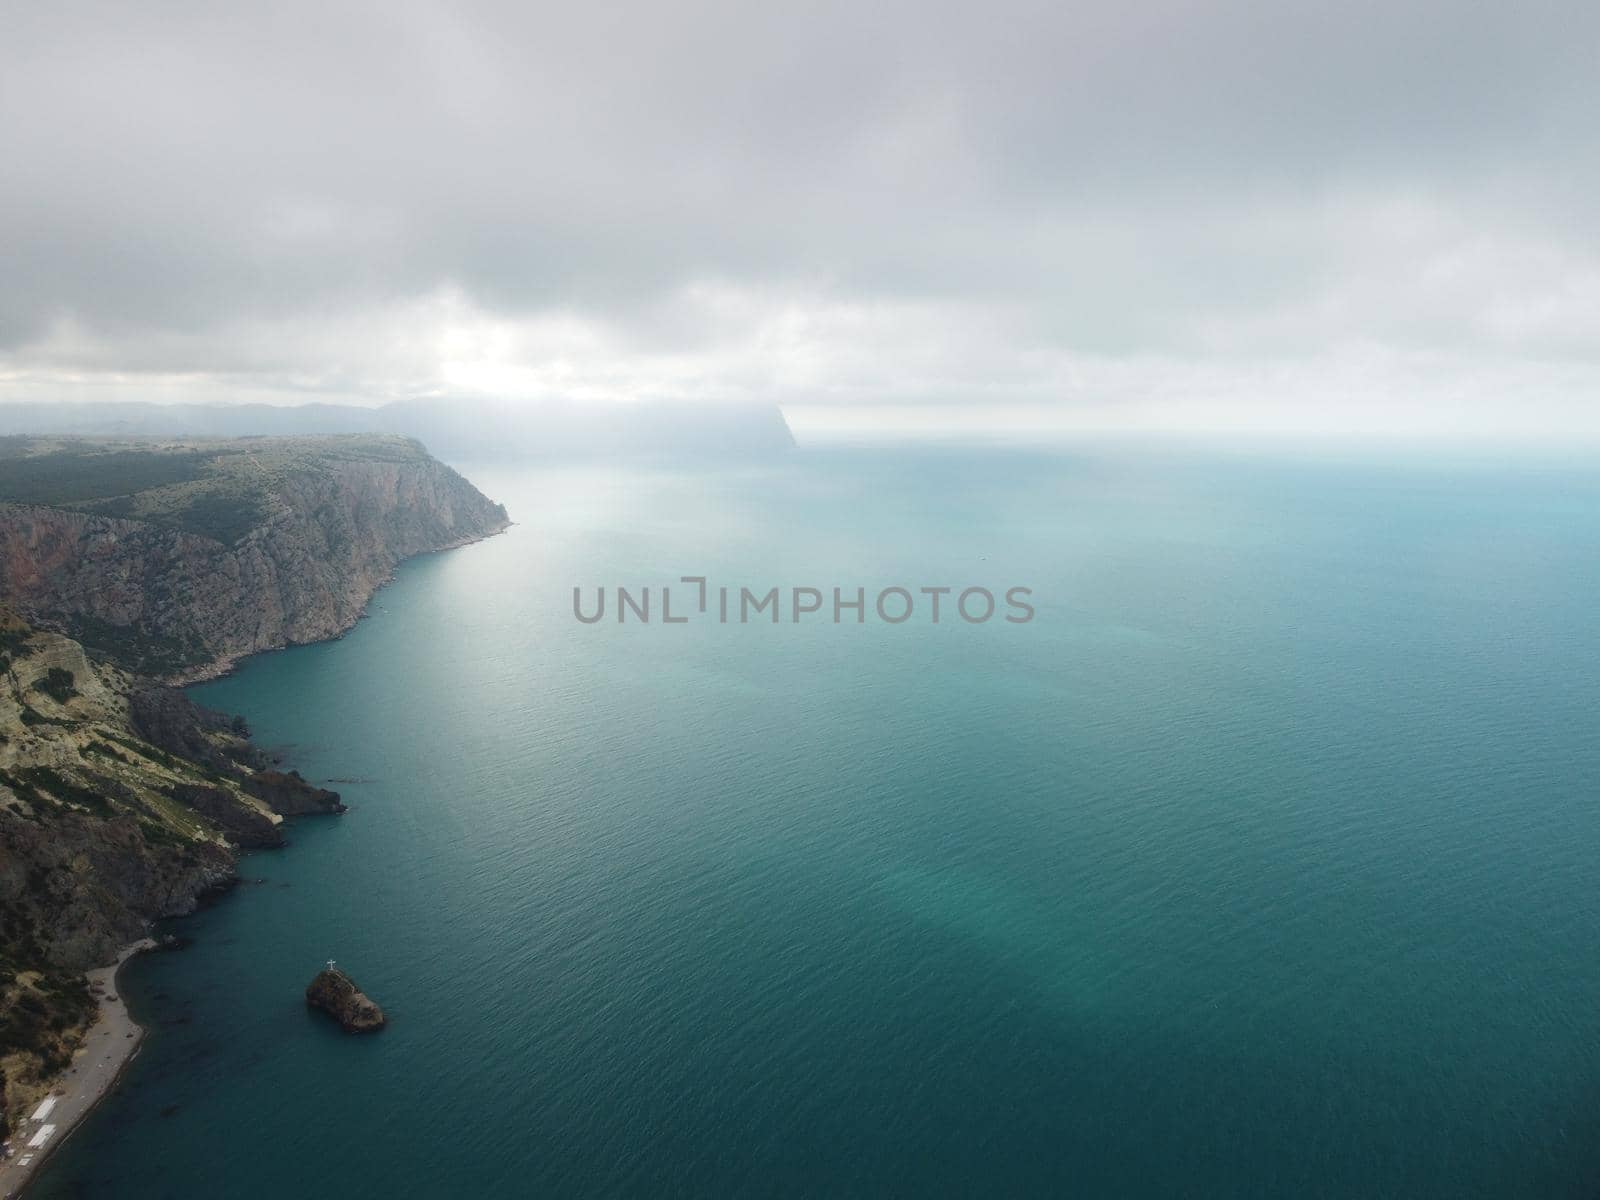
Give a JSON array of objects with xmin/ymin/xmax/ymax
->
[{"xmin": 1, "ymin": 0, "xmax": 1597, "ymax": 431}]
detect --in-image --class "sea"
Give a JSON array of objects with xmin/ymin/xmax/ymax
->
[{"xmin": 32, "ymin": 444, "xmax": 1600, "ymax": 1197}]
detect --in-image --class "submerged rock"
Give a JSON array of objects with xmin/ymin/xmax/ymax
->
[{"xmin": 305, "ymin": 966, "xmax": 386, "ymax": 1032}]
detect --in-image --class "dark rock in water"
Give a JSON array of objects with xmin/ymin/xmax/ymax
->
[
  {"xmin": 305, "ymin": 967, "xmax": 386, "ymax": 1032},
  {"xmin": 245, "ymin": 770, "xmax": 345, "ymax": 816}
]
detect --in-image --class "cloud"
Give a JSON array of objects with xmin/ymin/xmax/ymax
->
[{"xmin": 2, "ymin": 0, "xmax": 1597, "ymax": 435}]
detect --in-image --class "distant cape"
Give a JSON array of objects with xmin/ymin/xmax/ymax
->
[{"xmin": 0, "ymin": 398, "xmax": 796, "ymax": 460}]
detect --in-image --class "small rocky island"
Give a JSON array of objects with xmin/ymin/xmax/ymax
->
[{"xmin": 305, "ymin": 965, "xmax": 387, "ymax": 1032}]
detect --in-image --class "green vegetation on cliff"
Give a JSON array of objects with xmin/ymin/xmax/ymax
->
[
  {"xmin": 0, "ymin": 434, "xmax": 440, "ymax": 544},
  {"xmin": 0, "ymin": 436, "xmax": 508, "ymax": 1134},
  {"xmin": 0, "ymin": 433, "xmax": 509, "ymax": 679},
  {"xmin": 0, "ymin": 445, "xmax": 210, "ymax": 506},
  {"xmin": 32, "ymin": 667, "xmax": 77, "ymax": 703},
  {"xmin": 0, "ymin": 614, "xmax": 341, "ymax": 1134}
]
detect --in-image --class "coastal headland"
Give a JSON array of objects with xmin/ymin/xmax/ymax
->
[{"xmin": 0, "ymin": 434, "xmax": 509, "ymax": 1187}]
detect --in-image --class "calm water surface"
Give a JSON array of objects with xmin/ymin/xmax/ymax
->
[{"xmin": 37, "ymin": 447, "xmax": 1600, "ymax": 1197}]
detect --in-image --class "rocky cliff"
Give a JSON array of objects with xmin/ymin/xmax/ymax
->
[
  {"xmin": 0, "ymin": 436, "xmax": 508, "ymax": 1138},
  {"xmin": 0, "ymin": 434, "xmax": 510, "ymax": 679},
  {"xmin": 0, "ymin": 611, "xmax": 364, "ymax": 1133}
]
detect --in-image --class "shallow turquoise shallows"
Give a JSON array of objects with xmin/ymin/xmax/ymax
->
[{"xmin": 34, "ymin": 447, "xmax": 1600, "ymax": 1198}]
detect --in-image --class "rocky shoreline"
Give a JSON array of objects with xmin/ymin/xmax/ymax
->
[
  {"xmin": 166, "ymin": 516, "xmax": 514, "ymax": 687},
  {"xmin": 0, "ymin": 435, "xmax": 511, "ymax": 1181},
  {"xmin": 0, "ymin": 435, "xmax": 510, "ymax": 681}
]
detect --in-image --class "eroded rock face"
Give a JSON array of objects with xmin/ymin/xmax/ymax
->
[
  {"xmin": 130, "ymin": 685, "xmax": 266, "ymax": 776},
  {"xmin": 0, "ymin": 436, "xmax": 510, "ymax": 681},
  {"xmin": 0, "ymin": 807, "xmax": 237, "ymax": 971},
  {"xmin": 168, "ymin": 783, "xmax": 285, "ymax": 849},
  {"xmin": 0, "ymin": 620, "xmax": 247, "ymax": 972},
  {"xmin": 244, "ymin": 770, "xmax": 345, "ymax": 816},
  {"xmin": 305, "ymin": 967, "xmax": 387, "ymax": 1032}
]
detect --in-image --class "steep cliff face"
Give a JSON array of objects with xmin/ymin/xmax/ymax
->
[
  {"xmin": 0, "ymin": 436, "xmax": 510, "ymax": 1135},
  {"xmin": 0, "ymin": 435, "xmax": 509, "ymax": 679},
  {"xmin": 0, "ymin": 613, "xmax": 334, "ymax": 964},
  {"xmin": 0, "ymin": 614, "xmax": 266, "ymax": 1127}
]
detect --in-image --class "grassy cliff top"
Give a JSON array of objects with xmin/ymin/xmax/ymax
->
[{"xmin": 0, "ymin": 434, "xmax": 432, "ymax": 544}]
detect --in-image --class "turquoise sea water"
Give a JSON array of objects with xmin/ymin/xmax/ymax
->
[{"xmin": 34, "ymin": 446, "xmax": 1600, "ymax": 1198}]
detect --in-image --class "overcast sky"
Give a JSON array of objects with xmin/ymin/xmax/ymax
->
[{"xmin": 2, "ymin": 0, "xmax": 1597, "ymax": 437}]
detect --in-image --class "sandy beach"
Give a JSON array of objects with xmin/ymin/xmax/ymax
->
[{"xmin": 0, "ymin": 940, "xmax": 155, "ymax": 1199}]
